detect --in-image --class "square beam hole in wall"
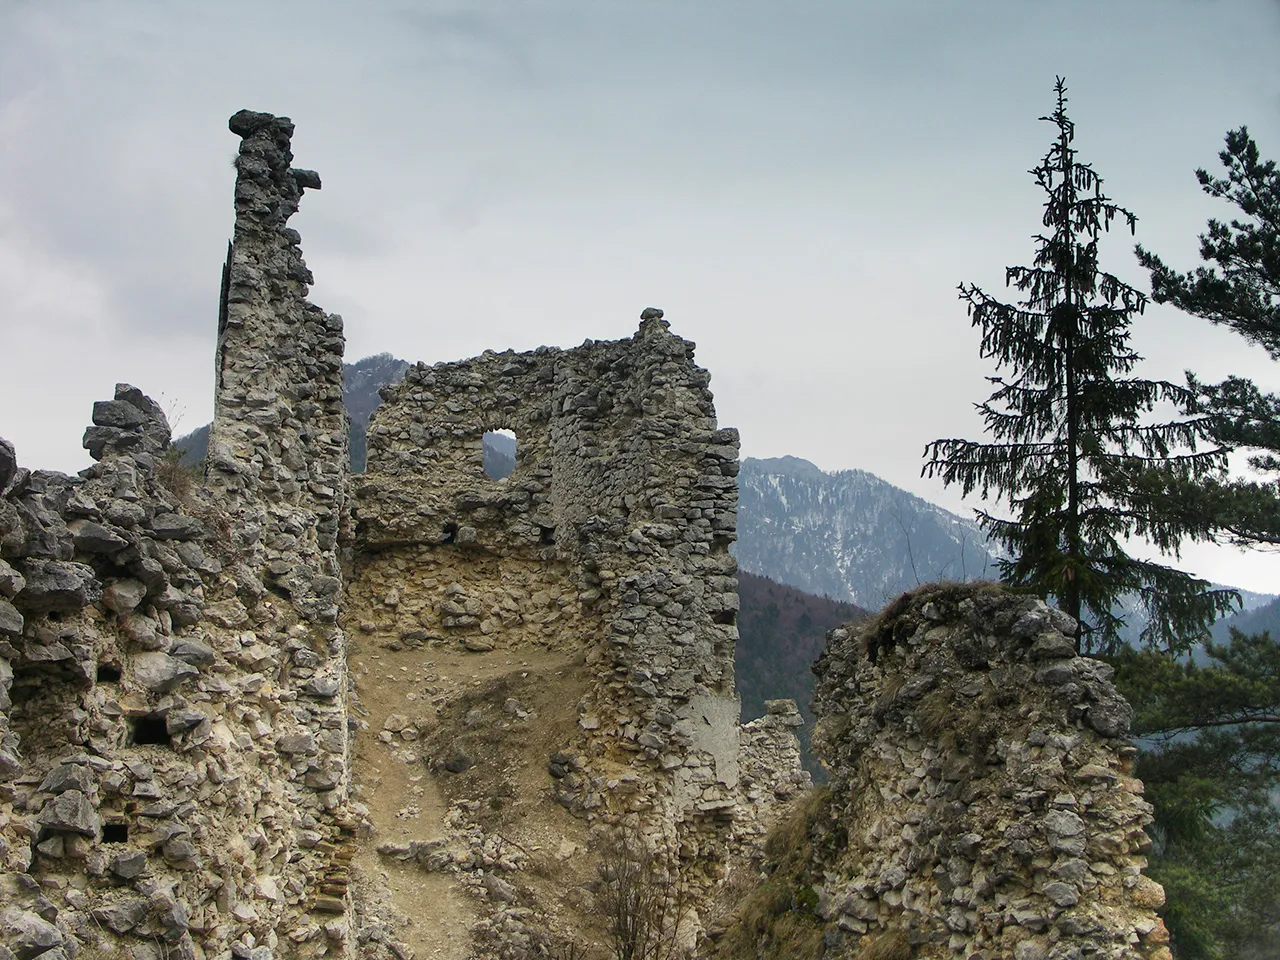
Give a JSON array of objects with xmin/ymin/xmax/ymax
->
[
  {"xmin": 102, "ymin": 821, "xmax": 129, "ymax": 843},
  {"xmin": 482, "ymin": 429, "xmax": 517, "ymax": 480},
  {"xmin": 96, "ymin": 663, "xmax": 122, "ymax": 683},
  {"xmin": 130, "ymin": 713, "xmax": 172, "ymax": 747}
]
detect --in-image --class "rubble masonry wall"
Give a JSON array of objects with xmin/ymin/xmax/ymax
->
[
  {"xmin": 348, "ymin": 316, "xmax": 774, "ymax": 866},
  {"xmin": 809, "ymin": 583, "xmax": 1171, "ymax": 960}
]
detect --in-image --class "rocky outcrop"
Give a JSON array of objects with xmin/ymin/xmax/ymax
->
[{"xmin": 801, "ymin": 583, "xmax": 1169, "ymax": 959}]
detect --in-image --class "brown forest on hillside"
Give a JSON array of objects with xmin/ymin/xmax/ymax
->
[{"xmin": 737, "ymin": 571, "xmax": 869, "ymax": 773}]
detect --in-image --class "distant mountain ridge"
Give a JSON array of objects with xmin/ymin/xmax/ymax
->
[
  {"xmin": 736, "ymin": 456, "xmax": 999, "ymax": 608},
  {"xmin": 736, "ymin": 454, "xmax": 1274, "ymax": 635}
]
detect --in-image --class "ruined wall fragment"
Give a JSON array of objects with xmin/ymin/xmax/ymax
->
[
  {"xmin": 807, "ymin": 583, "xmax": 1170, "ymax": 959},
  {"xmin": 349, "ymin": 312, "xmax": 771, "ymax": 894},
  {"xmin": 0, "ymin": 111, "xmax": 365, "ymax": 960},
  {"xmin": 204, "ymin": 109, "xmax": 359, "ymax": 938}
]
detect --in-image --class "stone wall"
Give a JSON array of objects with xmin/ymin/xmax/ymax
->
[
  {"xmin": 349, "ymin": 313, "xmax": 772, "ymax": 869},
  {"xmin": 0, "ymin": 106, "xmax": 807, "ymax": 959},
  {"xmin": 807, "ymin": 583, "xmax": 1170, "ymax": 959},
  {"xmin": 0, "ymin": 111, "xmax": 366, "ymax": 960}
]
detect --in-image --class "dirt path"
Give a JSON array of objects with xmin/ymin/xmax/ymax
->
[{"xmin": 349, "ymin": 639, "xmax": 586, "ymax": 959}]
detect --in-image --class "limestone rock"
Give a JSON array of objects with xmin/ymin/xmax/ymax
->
[
  {"xmin": 103, "ymin": 578, "xmax": 147, "ymax": 615},
  {"xmin": 149, "ymin": 514, "xmax": 206, "ymax": 541},
  {"xmin": 38, "ymin": 763, "xmax": 93, "ymax": 795},
  {"xmin": 67, "ymin": 519, "xmax": 129, "ymax": 553},
  {"xmin": 0, "ymin": 599, "xmax": 21, "ymax": 638},
  {"xmin": 37, "ymin": 789, "xmax": 100, "ymax": 836},
  {"xmin": 0, "ymin": 438, "xmax": 16, "ymax": 492},
  {"xmin": 14, "ymin": 560, "xmax": 101, "ymax": 614},
  {"xmin": 132, "ymin": 652, "xmax": 199, "ymax": 693},
  {"xmin": 2, "ymin": 907, "xmax": 64, "ymax": 959},
  {"xmin": 0, "ymin": 559, "xmax": 24, "ymax": 599},
  {"xmin": 92, "ymin": 896, "xmax": 149, "ymax": 933}
]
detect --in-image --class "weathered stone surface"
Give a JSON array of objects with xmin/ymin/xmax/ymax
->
[
  {"xmin": 131, "ymin": 652, "xmax": 199, "ymax": 693},
  {"xmin": 0, "ymin": 599, "xmax": 21, "ymax": 637},
  {"xmin": 38, "ymin": 762, "xmax": 93, "ymax": 795},
  {"xmin": 165, "ymin": 708, "xmax": 206, "ymax": 734},
  {"xmin": 93, "ymin": 897, "xmax": 150, "ymax": 933},
  {"xmin": 303, "ymin": 674, "xmax": 341, "ymax": 698},
  {"xmin": 93, "ymin": 399, "xmax": 149, "ymax": 429},
  {"xmin": 2, "ymin": 908, "xmax": 64, "ymax": 959},
  {"xmin": 102, "ymin": 578, "xmax": 147, "ymax": 615},
  {"xmin": 0, "ymin": 439, "xmax": 16, "ymax": 492},
  {"xmin": 148, "ymin": 514, "xmax": 206, "ymax": 541},
  {"xmin": 109, "ymin": 849, "xmax": 149, "ymax": 880},
  {"xmin": 168, "ymin": 639, "xmax": 216, "ymax": 666},
  {"xmin": 67, "ymin": 519, "xmax": 129, "ymax": 553},
  {"xmin": 278, "ymin": 731, "xmax": 316, "ymax": 755},
  {"xmin": 14, "ymin": 560, "xmax": 101, "ymax": 613},
  {"xmin": 37, "ymin": 789, "xmax": 100, "ymax": 836},
  {"xmin": 808, "ymin": 584, "xmax": 1165, "ymax": 959},
  {"xmin": 0, "ymin": 559, "xmax": 22, "ymax": 599}
]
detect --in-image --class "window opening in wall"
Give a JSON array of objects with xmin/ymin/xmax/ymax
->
[
  {"xmin": 539, "ymin": 525, "xmax": 556, "ymax": 545},
  {"xmin": 442, "ymin": 522, "xmax": 459, "ymax": 545},
  {"xmin": 482, "ymin": 429, "xmax": 517, "ymax": 480},
  {"xmin": 102, "ymin": 822, "xmax": 129, "ymax": 843},
  {"xmin": 130, "ymin": 714, "xmax": 172, "ymax": 747},
  {"xmin": 96, "ymin": 663, "xmax": 122, "ymax": 683}
]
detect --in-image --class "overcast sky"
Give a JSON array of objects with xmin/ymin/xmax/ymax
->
[{"xmin": 2, "ymin": 0, "xmax": 1279, "ymax": 593}]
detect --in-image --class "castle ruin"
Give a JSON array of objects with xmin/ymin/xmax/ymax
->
[{"xmin": 0, "ymin": 112, "xmax": 1167, "ymax": 960}]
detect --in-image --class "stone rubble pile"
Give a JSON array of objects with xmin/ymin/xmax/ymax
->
[{"xmin": 807, "ymin": 583, "xmax": 1171, "ymax": 960}]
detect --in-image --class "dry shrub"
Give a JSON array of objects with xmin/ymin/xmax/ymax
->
[
  {"xmin": 711, "ymin": 788, "xmax": 831, "ymax": 960},
  {"xmin": 857, "ymin": 928, "xmax": 910, "ymax": 960},
  {"xmin": 596, "ymin": 824, "xmax": 691, "ymax": 960},
  {"xmin": 156, "ymin": 447, "xmax": 198, "ymax": 502},
  {"xmin": 915, "ymin": 689, "xmax": 954, "ymax": 739}
]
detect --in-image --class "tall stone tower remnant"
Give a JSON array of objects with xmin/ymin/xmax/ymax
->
[{"xmin": 209, "ymin": 109, "xmax": 348, "ymax": 589}]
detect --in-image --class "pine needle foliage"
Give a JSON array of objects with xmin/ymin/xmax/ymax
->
[
  {"xmin": 1135, "ymin": 127, "xmax": 1280, "ymax": 547},
  {"xmin": 1127, "ymin": 125, "xmax": 1280, "ymax": 960},
  {"xmin": 923, "ymin": 78, "xmax": 1235, "ymax": 655},
  {"xmin": 1113, "ymin": 631, "xmax": 1280, "ymax": 959}
]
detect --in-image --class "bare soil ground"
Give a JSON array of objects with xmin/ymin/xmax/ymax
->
[{"xmin": 349, "ymin": 635, "xmax": 606, "ymax": 959}]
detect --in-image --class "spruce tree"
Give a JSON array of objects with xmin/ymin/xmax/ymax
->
[{"xmin": 923, "ymin": 78, "xmax": 1236, "ymax": 655}]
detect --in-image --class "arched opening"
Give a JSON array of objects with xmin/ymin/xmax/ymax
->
[{"xmin": 482, "ymin": 429, "xmax": 517, "ymax": 480}]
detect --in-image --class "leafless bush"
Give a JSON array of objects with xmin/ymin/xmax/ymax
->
[
  {"xmin": 157, "ymin": 447, "xmax": 198, "ymax": 503},
  {"xmin": 543, "ymin": 935, "xmax": 590, "ymax": 960},
  {"xmin": 596, "ymin": 825, "xmax": 691, "ymax": 960}
]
